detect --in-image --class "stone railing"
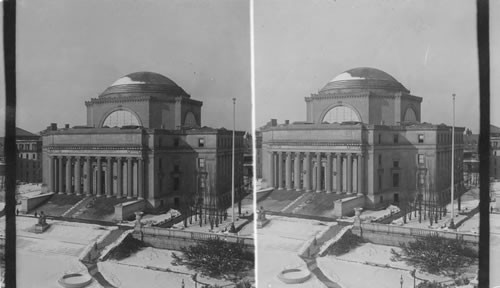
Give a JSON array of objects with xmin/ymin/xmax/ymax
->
[
  {"xmin": 353, "ymin": 221, "xmax": 479, "ymax": 250},
  {"xmin": 134, "ymin": 225, "xmax": 254, "ymax": 251}
]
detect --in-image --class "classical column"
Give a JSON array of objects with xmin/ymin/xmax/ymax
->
[
  {"xmin": 75, "ymin": 157, "xmax": 81, "ymax": 195},
  {"xmin": 127, "ymin": 157, "xmax": 133, "ymax": 198},
  {"xmin": 294, "ymin": 152, "xmax": 301, "ymax": 191},
  {"xmin": 106, "ymin": 157, "xmax": 113, "ymax": 197},
  {"xmin": 285, "ymin": 152, "xmax": 292, "ymax": 190},
  {"xmin": 116, "ymin": 157, "xmax": 123, "ymax": 198},
  {"xmin": 96, "ymin": 156, "xmax": 103, "ymax": 197},
  {"xmin": 65, "ymin": 156, "xmax": 72, "ymax": 194},
  {"xmin": 316, "ymin": 152, "xmax": 322, "ymax": 192},
  {"xmin": 326, "ymin": 153, "xmax": 332, "ymax": 193},
  {"xmin": 347, "ymin": 153, "xmax": 353, "ymax": 194},
  {"xmin": 357, "ymin": 154, "xmax": 364, "ymax": 196},
  {"xmin": 85, "ymin": 157, "xmax": 92, "ymax": 195},
  {"xmin": 277, "ymin": 152, "xmax": 284, "ymax": 190},
  {"xmin": 58, "ymin": 156, "xmax": 64, "ymax": 194},
  {"xmin": 336, "ymin": 153, "xmax": 342, "ymax": 194},
  {"xmin": 269, "ymin": 152, "xmax": 275, "ymax": 188},
  {"xmin": 138, "ymin": 158, "xmax": 144, "ymax": 200},
  {"xmin": 48, "ymin": 156, "xmax": 54, "ymax": 192},
  {"xmin": 304, "ymin": 152, "xmax": 312, "ymax": 192}
]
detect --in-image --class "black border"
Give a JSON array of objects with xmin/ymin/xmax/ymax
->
[
  {"xmin": 477, "ymin": 0, "xmax": 490, "ymax": 287},
  {"xmin": 3, "ymin": 0, "xmax": 16, "ymax": 287}
]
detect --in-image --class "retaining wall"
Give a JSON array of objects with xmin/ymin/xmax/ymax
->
[
  {"xmin": 133, "ymin": 226, "xmax": 254, "ymax": 252},
  {"xmin": 333, "ymin": 195, "xmax": 365, "ymax": 217},
  {"xmin": 114, "ymin": 200, "xmax": 145, "ymax": 221},
  {"xmin": 20, "ymin": 192, "xmax": 54, "ymax": 213},
  {"xmin": 353, "ymin": 222, "xmax": 479, "ymax": 252}
]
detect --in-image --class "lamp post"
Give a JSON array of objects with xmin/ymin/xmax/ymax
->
[
  {"xmin": 450, "ymin": 93, "xmax": 456, "ymax": 229},
  {"xmin": 230, "ymin": 98, "xmax": 236, "ymax": 233}
]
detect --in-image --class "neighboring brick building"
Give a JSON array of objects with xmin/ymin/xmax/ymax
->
[
  {"xmin": 260, "ymin": 67, "xmax": 464, "ymax": 211},
  {"xmin": 42, "ymin": 72, "xmax": 245, "ymax": 210},
  {"xmin": 463, "ymin": 129, "xmax": 479, "ymax": 187},
  {"xmin": 16, "ymin": 127, "xmax": 43, "ymax": 183},
  {"xmin": 492, "ymin": 124, "xmax": 500, "ymax": 180}
]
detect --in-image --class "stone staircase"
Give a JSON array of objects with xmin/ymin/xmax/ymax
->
[{"xmin": 61, "ymin": 196, "xmax": 93, "ymax": 218}]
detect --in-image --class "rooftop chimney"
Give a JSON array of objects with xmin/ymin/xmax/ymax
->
[
  {"xmin": 285, "ymin": 120, "xmax": 290, "ymax": 125},
  {"xmin": 270, "ymin": 119, "xmax": 277, "ymax": 127},
  {"xmin": 50, "ymin": 123, "xmax": 57, "ymax": 131},
  {"xmin": 65, "ymin": 124, "xmax": 70, "ymax": 129}
]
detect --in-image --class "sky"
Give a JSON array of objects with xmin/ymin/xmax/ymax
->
[
  {"xmin": 0, "ymin": 0, "xmax": 251, "ymax": 135},
  {"xmin": 255, "ymin": 0, "xmax": 499, "ymax": 132},
  {"xmin": 0, "ymin": 0, "xmax": 499, "ymax": 136}
]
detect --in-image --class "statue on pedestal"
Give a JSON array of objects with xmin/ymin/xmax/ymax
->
[{"xmin": 257, "ymin": 206, "xmax": 270, "ymax": 229}]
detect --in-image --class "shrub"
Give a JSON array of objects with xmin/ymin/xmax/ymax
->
[
  {"xmin": 391, "ymin": 234, "xmax": 477, "ymax": 274},
  {"xmin": 108, "ymin": 234, "xmax": 145, "ymax": 260},
  {"xmin": 172, "ymin": 238, "xmax": 254, "ymax": 280},
  {"xmin": 327, "ymin": 230, "xmax": 364, "ymax": 256}
]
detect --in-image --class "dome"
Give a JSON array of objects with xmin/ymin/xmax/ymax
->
[
  {"xmin": 100, "ymin": 71, "xmax": 189, "ymax": 97},
  {"xmin": 320, "ymin": 67, "xmax": 409, "ymax": 93}
]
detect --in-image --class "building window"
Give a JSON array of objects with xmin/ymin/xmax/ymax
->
[
  {"xmin": 378, "ymin": 174, "xmax": 382, "ymax": 190},
  {"xmin": 393, "ymin": 134, "xmax": 399, "ymax": 144},
  {"xmin": 198, "ymin": 158, "xmax": 205, "ymax": 169},
  {"xmin": 379, "ymin": 195, "xmax": 384, "ymax": 203},
  {"xmin": 174, "ymin": 164, "xmax": 180, "ymax": 172},
  {"xmin": 393, "ymin": 160, "xmax": 399, "ymax": 168},
  {"xmin": 32, "ymin": 154, "xmax": 36, "ymax": 159},
  {"xmin": 418, "ymin": 134, "xmax": 424, "ymax": 143},
  {"xmin": 174, "ymin": 177, "xmax": 180, "ymax": 190},
  {"xmin": 393, "ymin": 173, "xmax": 399, "ymax": 187},
  {"xmin": 378, "ymin": 134, "xmax": 382, "ymax": 144},
  {"xmin": 198, "ymin": 138, "xmax": 205, "ymax": 147},
  {"xmin": 418, "ymin": 154, "xmax": 425, "ymax": 164},
  {"xmin": 159, "ymin": 158, "xmax": 162, "ymax": 170},
  {"xmin": 174, "ymin": 138, "xmax": 179, "ymax": 147},
  {"xmin": 378, "ymin": 154, "xmax": 382, "ymax": 166}
]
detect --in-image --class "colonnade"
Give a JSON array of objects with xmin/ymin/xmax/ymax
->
[
  {"xmin": 48, "ymin": 155, "xmax": 144, "ymax": 199},
  {"xmin": 269, "ymin": 151, "xmax": 364, "ymax": 195}
]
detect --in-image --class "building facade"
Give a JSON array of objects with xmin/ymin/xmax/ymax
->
[
  {"xmin": 492, "ymin": 125, "xmax": 500, "ymax": 180},
  {"xmin": 42, "ymin": 72, "xmax": 245, "ymax": 209},
  {"xmin": 260, "ymin": 67, "xmax": 464, "ymax": 210}
]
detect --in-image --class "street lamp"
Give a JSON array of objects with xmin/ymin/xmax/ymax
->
[
  {"xmin": 450, "ymin": 93, "xmax": 456, "ymax": 229},
  {"xmin": 230, "ymin": 98, "xmax": 237, "ymax": 233}
]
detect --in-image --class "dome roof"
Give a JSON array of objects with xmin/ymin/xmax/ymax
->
[
  {"xmin": 100, "ymin": 71, "xmax": 188, "ymax": 97},
  {"xmin": 320, "ymin": 67, "xmax": 409, "ymax": 93}
]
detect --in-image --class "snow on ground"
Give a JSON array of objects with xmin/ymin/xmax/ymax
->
[
  {"xmin": 17, "ymin": 250, "xmax": 101, "ymax": 288},
  {"xmin": 490, "ymin": 213, "xmax": 500, "ymax": 287},
  {"xmin": 358, "ymin": 205, "xmax": 400, "ymax": 222},
  {"xmin": 0, "ymin": 216, "xmax": 114, "ymax": 288},
  {"xmin": 170, "ymin": 195, "xmax": 254, "ymax": 237},
  {"xmin": 392, "ymin": 188, "xmax": 480, "ymax": 230},
  {"xmin": 99, "ymin": 247, "xmax": 232, "ymax": 288},
  {"xmin": 16, "ymin": 183, "xmax": 43, "ymax": 198},
  {"xmin": 140, "ymin": 209, "xmax": 180, "ymax": 226},
  {"xmin": 98, "ymin": 261, "xmax": 192, "ymax": 288},
  {"xmin": 8, "ymin": 216, "xmax": 115, "ymax": 246},
  {"xmin": 317, "ymin": 243, "xmax": 453, "ymax": 288},
  {"xmin": 257, "ymin": 215, "xmax": 333, "ymax": 288}
]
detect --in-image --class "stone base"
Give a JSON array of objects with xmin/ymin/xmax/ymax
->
[
  {"xmin": 257, "ymin": 218, "xmax": 270, "ymax": 229},
  {"xmin": 34, "ymin": 223, "xmax": 50, "ymax": 233}
]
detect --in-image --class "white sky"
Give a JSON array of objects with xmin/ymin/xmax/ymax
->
[
  {"xmin": 1, "ymin": 0, "xmax": 251, "ymax": 135},
  {"xmin": 0, "ymin": 1, "xmax": 499, "ymax": 136},
  {"xmin": 255, "ymin": 0, "xmax": 499, "ymax": 132}
]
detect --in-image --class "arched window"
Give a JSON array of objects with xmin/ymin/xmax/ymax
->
[
  {"xmin": 102, "ymin": 110, "xmax": 140, "ymax": 127},
  {"xmin": 322, "ymin": 106, "xmax": 360, "ymax": 123},
  {"xmin": 184, "ymin": 112, "xmax": 197, "ymax": 127},
  {"xmin": 403, "ymin": 107, "xmax": 417, "ymax": 122}
]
